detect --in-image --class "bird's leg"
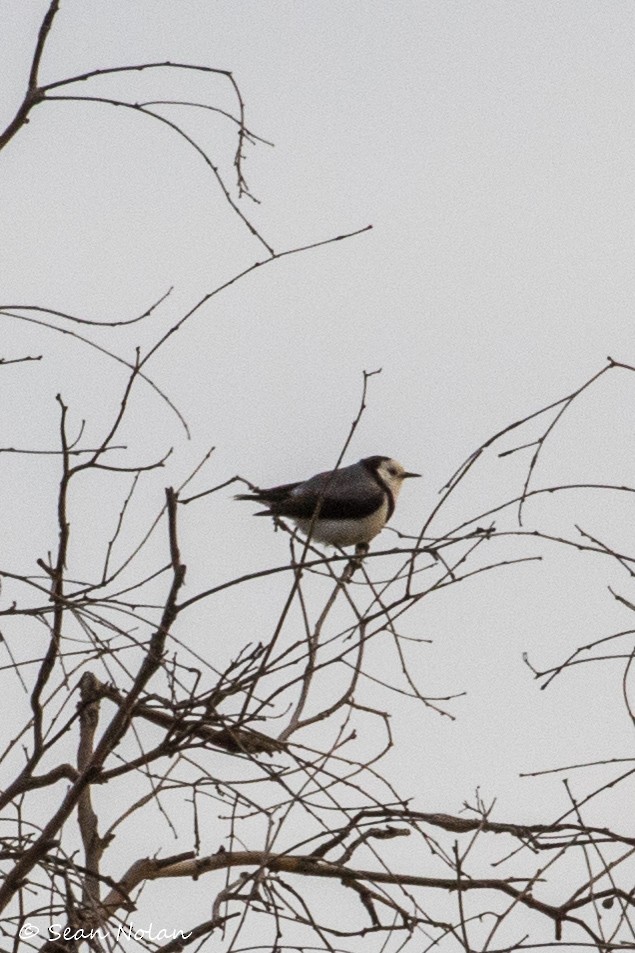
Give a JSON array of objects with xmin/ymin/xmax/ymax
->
[{"xmin": 344, "ymin": 541, "xmax": 369, "ymax": 578}]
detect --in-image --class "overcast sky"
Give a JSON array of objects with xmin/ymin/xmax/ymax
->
[{"xmin": 1, "ymin": 0, "xmax": 634, "ymax": 945}]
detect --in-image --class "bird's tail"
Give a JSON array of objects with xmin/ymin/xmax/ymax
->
[{"xmin": 235, "ymin": 491, "xmax": 272, "ymax": 516}]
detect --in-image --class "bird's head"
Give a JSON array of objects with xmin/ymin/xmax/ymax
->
[{"xmin": 363, "ymin": 456, "xmax": 421, "ymax": 496}]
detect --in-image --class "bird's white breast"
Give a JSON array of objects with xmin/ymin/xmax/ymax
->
[{"xmin": 294, "ymin": 498, "xmax": 389, "ymax": 547}]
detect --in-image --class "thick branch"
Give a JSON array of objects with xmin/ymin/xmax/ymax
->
[
  {"xmin": 77, "ymin": 671, "xmax": 105, "ymax": 907},
  {"xmin": 96, "ymin": 848, "xmax": 591, "ymax": 940}
]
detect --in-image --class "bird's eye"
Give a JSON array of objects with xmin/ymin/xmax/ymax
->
[{"xmin": 388, "ymin": 467, "xmax": 398, "ymax": 476}]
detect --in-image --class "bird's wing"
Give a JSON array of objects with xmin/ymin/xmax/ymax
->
[
  {"xmin": 280, "ymin": 467, "xmax": 385, "ymax": 519},
  {"xmin": 237, "ymin": 465, "xmax": 385, "ymax": 519}
]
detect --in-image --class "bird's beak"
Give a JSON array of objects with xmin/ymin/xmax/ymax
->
[{"xmin": 402, "ymin": 471, "xmax": 421, "ymax": 479}]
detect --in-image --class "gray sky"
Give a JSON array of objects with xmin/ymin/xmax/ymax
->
[{"xmin": 1, "ymin": 0, "xmax": 634, "ymax": 945}]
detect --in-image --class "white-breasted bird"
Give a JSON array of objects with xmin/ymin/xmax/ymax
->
[{"xmin": 236, "ymin": 455, "xmax": 420, "ymax": 548}]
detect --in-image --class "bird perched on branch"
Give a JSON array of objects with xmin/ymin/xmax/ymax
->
[{"xmin": 236, "ymin": 456, "xmax": 420, "ymax": 549}]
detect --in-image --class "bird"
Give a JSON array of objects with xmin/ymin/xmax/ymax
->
[{"xmin": 236, "ymin": 456, "xmax": 420, "ymax": 549}]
